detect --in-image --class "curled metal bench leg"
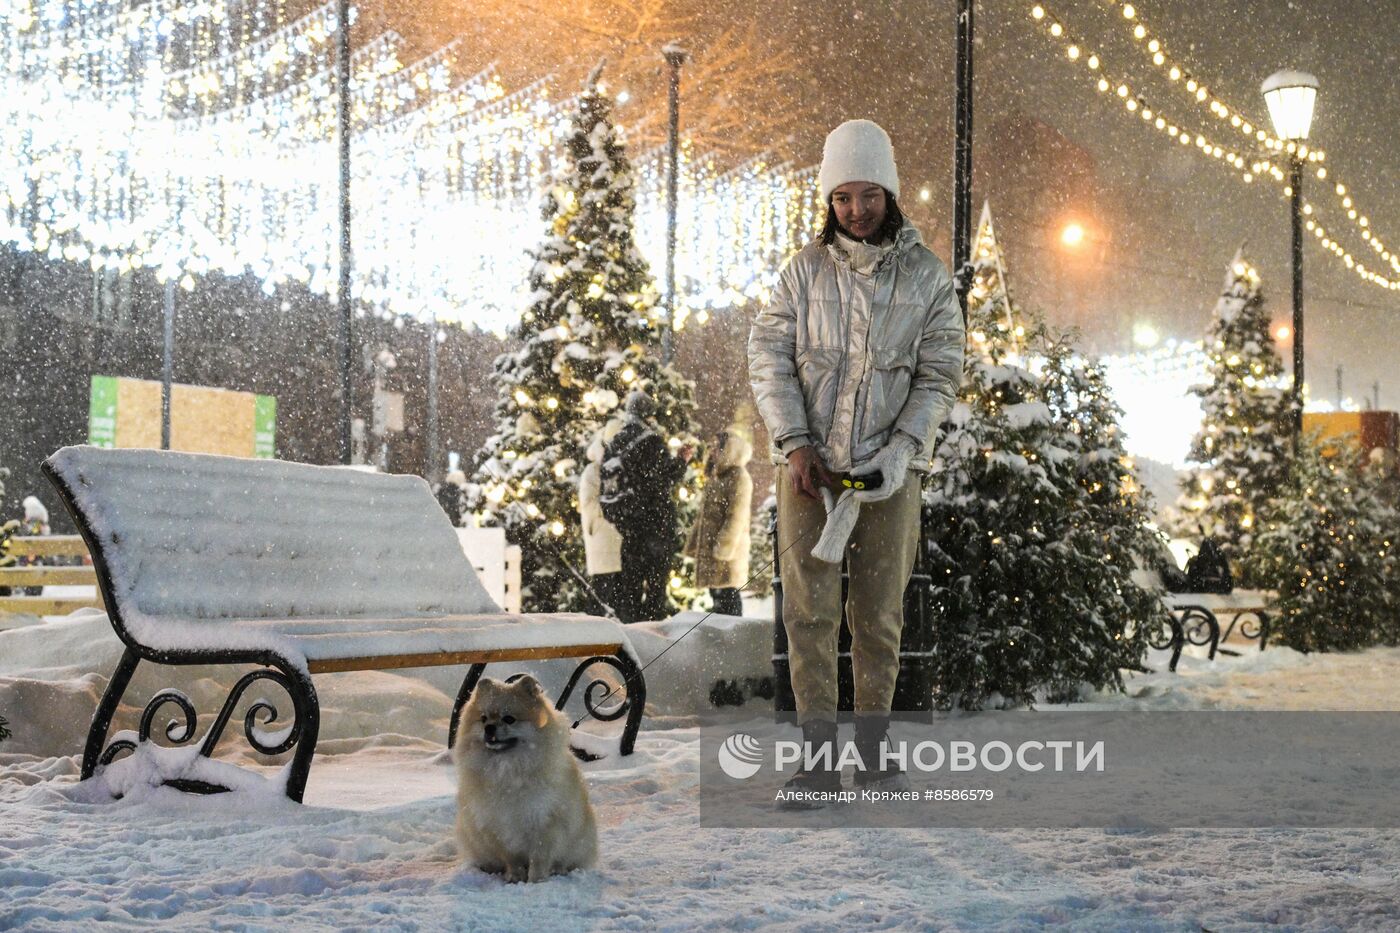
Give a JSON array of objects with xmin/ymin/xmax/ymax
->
[
  {"xmin": 278, "ymin": 661, "xmax": 321, "ymax": 804},
  {"xmin": 82, "ymin": 647, "xmax": 140, "ymax": 781},
  {"xmin": 614, "ymin": 650, "xmax": 646, "ymax": 756},
  {"xmin": 1181, "ymin": 607, "xmax": 1222, "ymax": 661},
  {"xmin": 1167, "ymin": 615, "xmax": 1186, "ymax": 673}
]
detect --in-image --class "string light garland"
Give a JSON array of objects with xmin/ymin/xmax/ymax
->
[
  {"xmin": 1091, "ymin": 0, "xmax": 1319, "ymax": 158},
  {"xmin": 1090, "ymin": 0, "xmax": 1400, "ymax": 285},
  {"xmin": 1029, "ymin": 2, "xmax": 1400, "ymax": 294},
  {"xmin": 0, "ymin": 0, "xmax": 823, "ymax": 334}
]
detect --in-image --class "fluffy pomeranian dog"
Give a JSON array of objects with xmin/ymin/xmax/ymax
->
[{"xmin": 452, "ymin": 675, "xmax": 598, "ymax": 882}]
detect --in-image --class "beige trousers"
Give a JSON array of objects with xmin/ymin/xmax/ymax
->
[{"xmin": 777, "ymin": 466, "xmax": 921, "ymax": 717}]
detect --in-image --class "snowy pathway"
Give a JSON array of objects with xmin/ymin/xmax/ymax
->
[{"xmin": 5, "ymin": 612, "xmax": 1400, "ymax": 930}]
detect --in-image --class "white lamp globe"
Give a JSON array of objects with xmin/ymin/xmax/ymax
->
[{"xmin": 1261, "ymin": 69, "xmax": 1319, "ymax": 141}]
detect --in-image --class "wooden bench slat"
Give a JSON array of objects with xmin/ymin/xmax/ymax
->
[
  {"xmin": 307, "ymin": 643, "xmax": 626, "ymax": 674},
  {"xmin": 0, "ymin": 566, "xmax": 98, "ymax": 586},
  {"xmin": 5, "ymin": 535, "xmax": 91, "ymax": 558},
  {"xmin": 0, "ymin": 595, "xmax": 104, "ymax": 616}
]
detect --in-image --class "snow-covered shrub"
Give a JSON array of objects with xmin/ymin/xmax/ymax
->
[
  {"xmin": 924, "ymin": 227, "xmax": 1155, "ymax": 709},
  {"xmin": 1252, "ymin": 438, "xmax": 1400, "ymax": 652}
]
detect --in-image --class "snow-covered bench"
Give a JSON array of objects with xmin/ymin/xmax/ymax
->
[
  {"xmin": 1163, "ymin": 590, "xmax": 1274, "ymax": 660},
  {"xmin": 43, "ymin": 446, "xmax": 645, "ymax": 802},
  {"xmin": 1132, "ymin": 565, "xmax": 1273, "ymax": 671}
]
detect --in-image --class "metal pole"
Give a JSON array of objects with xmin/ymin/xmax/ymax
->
[
  {"xmin": 1290, "ymin": 157, "xmax": 1304, "ymax": 449},
  {"xmin": 161, "ymin": 277, "xmax": 174, "ymax": 450},
  {"xmin": 952, "ymin": 0, "xmax": 975, "ymax": 321},
  {"xmin": 661, "ymin": 45, "xmax": 686, "ymax": 365},
  {"xmin": 336, "ymin": 0, "xmax": 354, "ymax": 464},
  {"xmin": 426, "ymin": 314, "xmax": 440, "ymax": 484}
]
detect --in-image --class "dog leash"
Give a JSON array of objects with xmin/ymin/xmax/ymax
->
[
  {"xmin": 475, "ymin": 462, "xmax": 622, "ymax": 622},
  {"xmin": 476, "ymin": 456, "xmax": 827, "ymax": 729},
  {"xmin": 569, "ymin": 512, "xmax": 823, "ymax": 729}
]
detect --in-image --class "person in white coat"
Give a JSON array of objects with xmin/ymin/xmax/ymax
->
[{"xmin": 578, "ymin": 422, "xmax": 624, "ymax": 617}]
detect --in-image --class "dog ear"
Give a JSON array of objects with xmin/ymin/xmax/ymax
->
[{"xmin": 511, "ymin": 674, "xmax": 544, "ymax": 696}]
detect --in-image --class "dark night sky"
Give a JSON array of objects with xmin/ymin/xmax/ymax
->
[{"xmin": 400, "ymin": 0, "xmax": 1399, "ymax": 405}]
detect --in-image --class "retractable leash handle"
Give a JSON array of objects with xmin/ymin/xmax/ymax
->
[
  {"xmin": 570, "ymin": 516, "xmax": 824, "ymax": 729},
  {"xmin": 835, "ymin": 469, "xmax": 884, "ymax": 492}
]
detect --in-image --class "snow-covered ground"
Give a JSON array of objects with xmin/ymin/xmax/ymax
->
[{"xmin": 4, "ymin": 607, "xmax": 1400, "ymax": 931}]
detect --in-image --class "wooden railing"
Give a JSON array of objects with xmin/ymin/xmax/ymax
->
[{"xmin": 0, "ymin": 535, "xmax": 104, "ymax": 616}]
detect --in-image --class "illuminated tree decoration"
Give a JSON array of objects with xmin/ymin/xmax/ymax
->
[
  {"xmin": 1176, "ymin": 250, "xmax": 1291, "ymax": 584},
  {"xmin": 964, "ymin": 201, "xmax": 1022, "ymax": 357},
  {"xmin": 0, "ymin": 1, "xmax": 823, "ymax": 334},
  {"xmin": 925, "ymin": 260, "xmax": 1155, "ymax": 709},
  {"xmin": 1252, "ymin": 440, "xmax": 1398, "ymax": 652},
  {"xmin": 467, "ymin": 68, "xmax": 699, "ymax": 613}
]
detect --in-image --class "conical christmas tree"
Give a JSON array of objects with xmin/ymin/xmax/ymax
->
[
  {"xmin": 925, "ymin": 230, "xmax": 1154, "ymax": 708},
  {"xmin": 964, "ymin": 201, "xmax": 1024, "ymax": 360},
  {"xmin": 468, "ymin": 66, "xmax": 699, "ymax": 613},
  {"xmin": 1178, "ymin": 251, "xmax": 1292, "ymax": 583},
  {"xmin": 1252, "ymin": 439, "xmax": 1398, "ymax": 651}
]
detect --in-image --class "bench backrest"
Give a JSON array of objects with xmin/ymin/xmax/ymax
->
[{"xmin": 45, "ymin": 446, "xmax": 500, "ymax": 624}]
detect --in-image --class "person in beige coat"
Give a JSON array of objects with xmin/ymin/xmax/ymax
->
[
  {"xmin": 684, "ymin": 430, "xmax": 754, "ymax": 616},
  {"xmin": 578, "ymin": 422, "xmax": 624, "ymax": 618}
]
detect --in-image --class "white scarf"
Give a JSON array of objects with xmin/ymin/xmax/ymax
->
[{"xmin": 834, "ymin": 231, "xmax": 896, "ymax": 276}]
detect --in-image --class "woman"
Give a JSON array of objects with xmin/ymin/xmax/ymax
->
[
  {"xmin": 684, "ymin": 430, "xmax": 754, "ymax": 616},
  {"xmin": 748, "ymin": 119, "xmax": 965, "ymax": 801}
]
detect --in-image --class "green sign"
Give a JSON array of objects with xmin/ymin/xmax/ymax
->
[
  {"xmin": 254, "ymin": 395, "xmax": 277, "ymax": 458},
  {"xmin": 88, "ymin": 375, "xmax": 118, "ymax": 448}
]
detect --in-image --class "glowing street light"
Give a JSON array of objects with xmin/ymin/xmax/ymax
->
[
  {"xmin": 1262, "ymin": 68, "xmax": 1319, "ymax": 447},
  {"xmin": 1132, "ymin": 322, "xmax": 1161, "ymax": 348},
  {"xmin": 1060, "ymin": 222, "xmax": 1086, "ymax": 247}
]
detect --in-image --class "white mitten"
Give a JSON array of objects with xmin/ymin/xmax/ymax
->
[
  {"xmin": 851, "ymin": 435, "xmax": 919, "ymax": 503},
  {"xmin": 811, "ymin": 487, "xmax": 861, "ymax": 563}
]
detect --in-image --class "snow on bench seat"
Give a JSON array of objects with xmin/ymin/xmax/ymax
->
[
  {"xmin": 1163, "ymin": 589, "xmax": 1273, "ymax": 613},
  {"xmin": 45, "ymin": 445, "xmax": 633, "ymax": 669}
]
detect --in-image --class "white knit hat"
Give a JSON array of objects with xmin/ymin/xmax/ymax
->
[
  {"xmin": 22, "ymin": 495, "xmax": 47, "ymax": 525},
  {"xmin": 818, "ymin": 119, "xmax": 900, "ymax": 202}
]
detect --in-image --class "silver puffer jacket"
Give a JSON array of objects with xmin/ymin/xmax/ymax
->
[{"xmin": 748, "ymin": 223, "xmax": 965, "ymax": 472}]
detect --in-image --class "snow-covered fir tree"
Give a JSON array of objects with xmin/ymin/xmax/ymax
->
[
  {"xmin": 1039, "ymin": 349, "xmax": 1164, "ymax": 696},
  {"xmin": 924, "ymin": 239, "xmax": 1154, "ymax": 709},
  {"xmin": 467, "ymin": 66, "xmax": 699, "ymax": 613},
  {"xmin": 1252, "ymin": 438, "xmax": 1399, "ymax": 652},
  {"xmin": 1178, "ymin": 251, "xmax": 1291, "ymax": 583}
]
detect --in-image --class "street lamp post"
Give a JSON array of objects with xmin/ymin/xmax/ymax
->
[
  {"xmin": 161, "ymin": 277, "xmax": 175, "ymax": 450},
  {"xmin": 661, "ymin": 43, "xmax": 686, "ymax": 365},
  {"xmin": 951, "ymin": 0, "xmax": 975, "ymax": 322},
  {"xmin": 336, "ymin": 0, "xmax": 354, "ymax": 464},
  {"xmin": 1261, "ymin": 69, "xmax": 1319, "ymax": 450},
  {"xmin": 426, "ymin": 314, "xmax": 440, "ymax": 485}
]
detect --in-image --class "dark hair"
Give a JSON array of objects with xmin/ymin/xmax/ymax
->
[{"xmin": 819, "ymin": 189, "xmax": 905, "ymax": 246}]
